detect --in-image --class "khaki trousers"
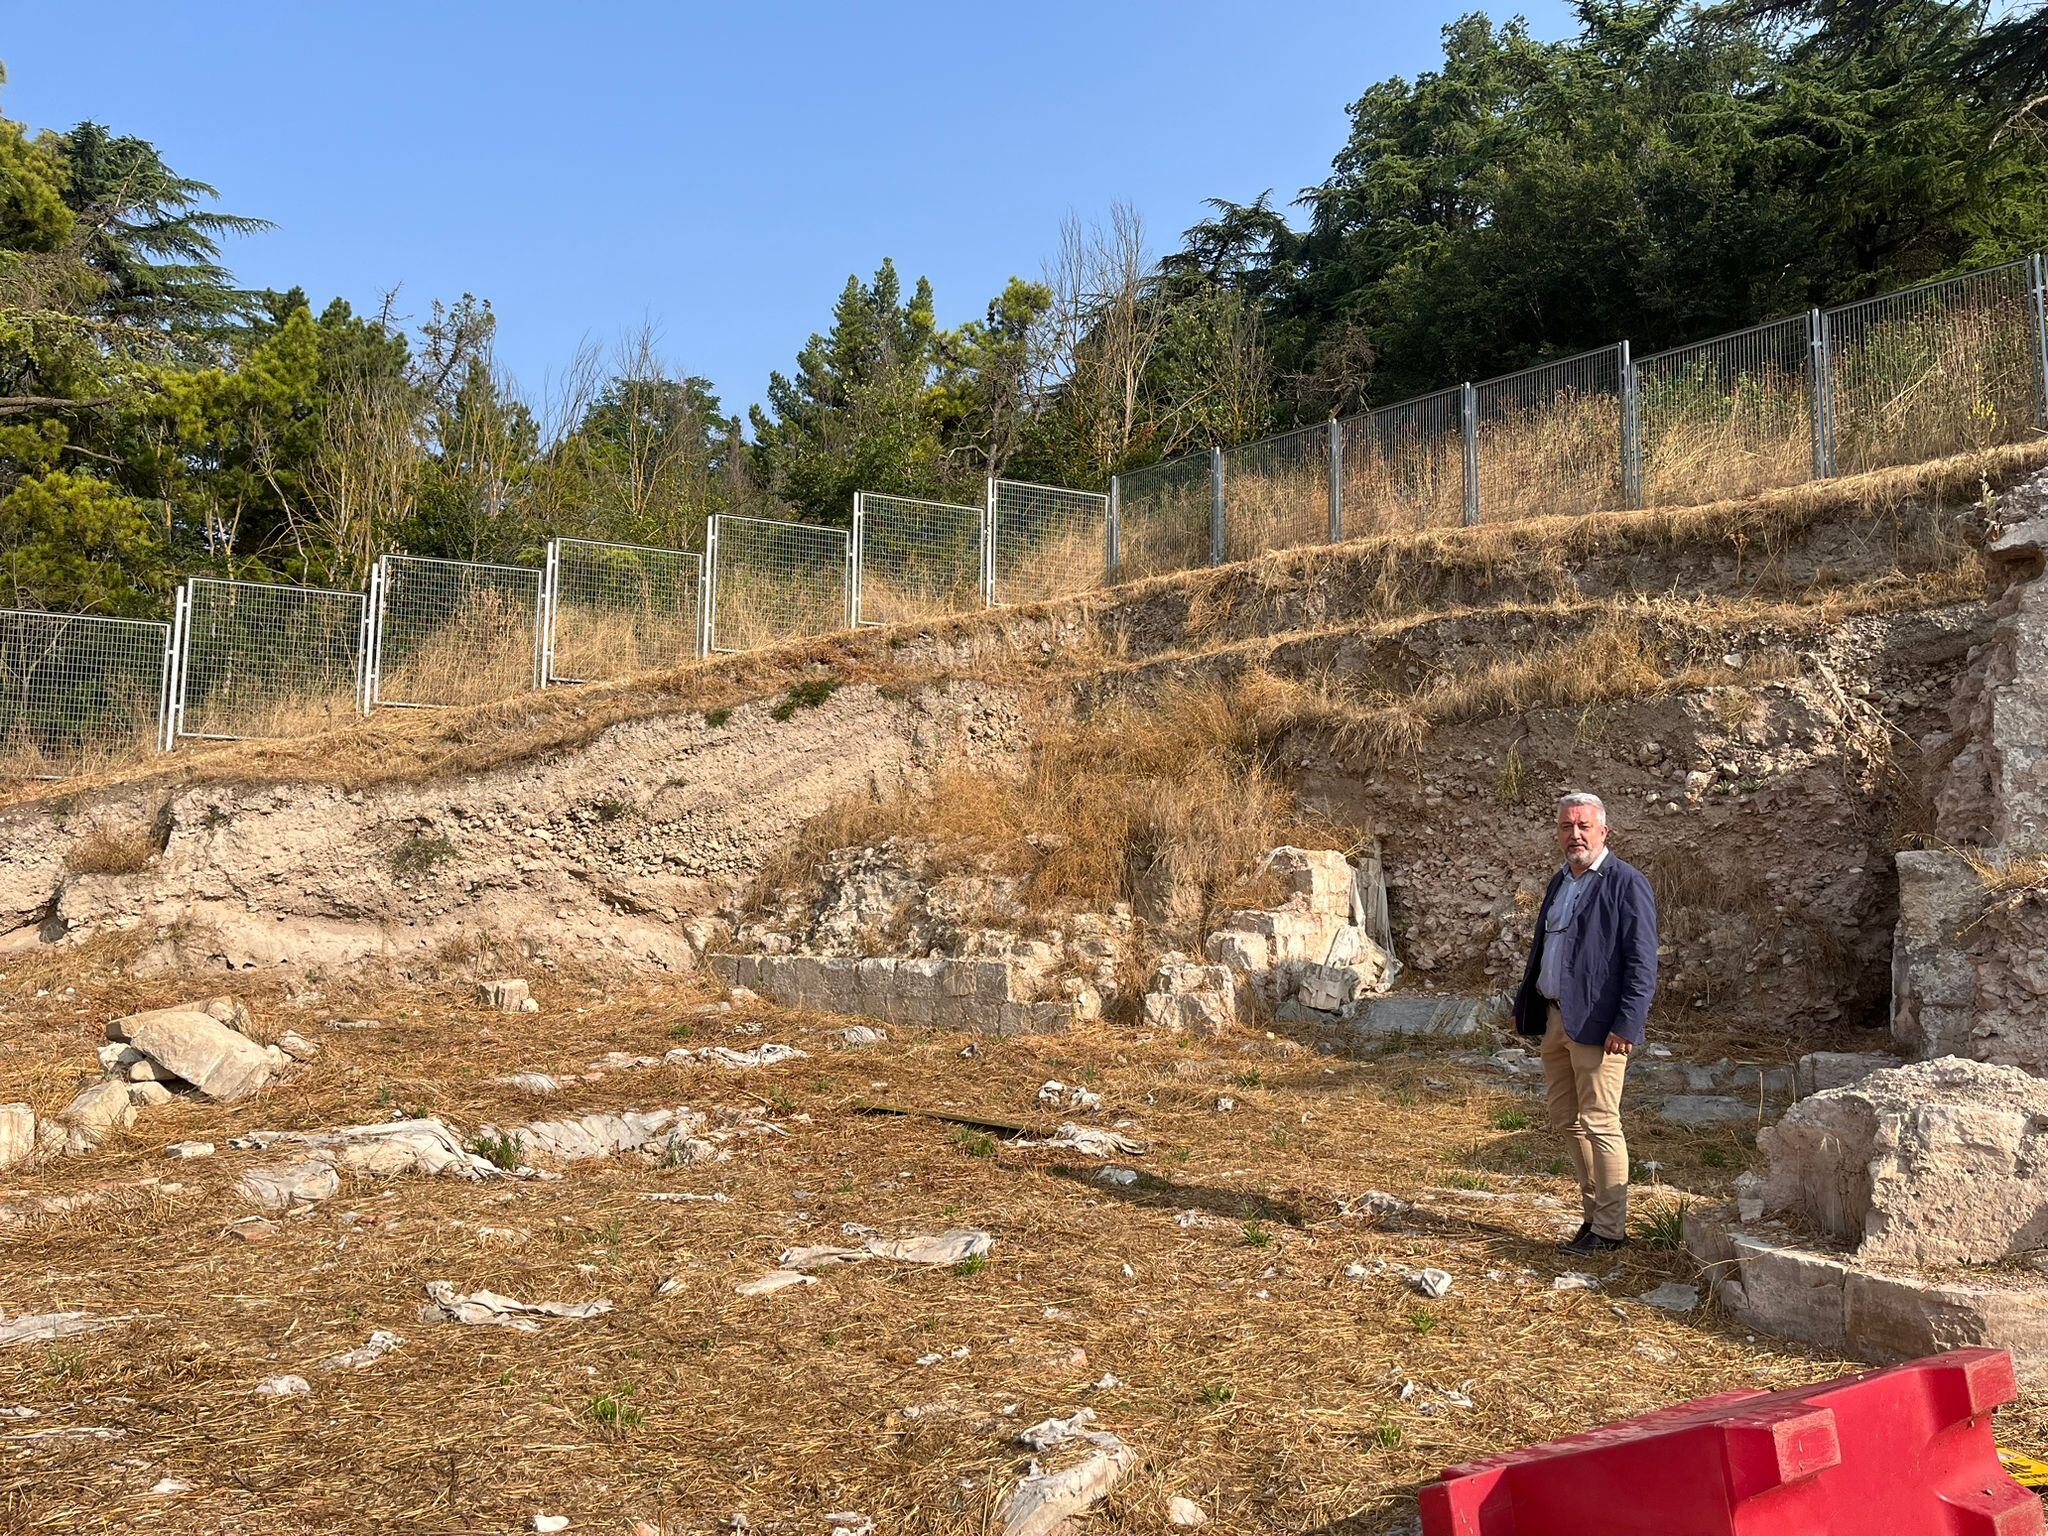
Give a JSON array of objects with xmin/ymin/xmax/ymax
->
[{"xmin": 1541, "ymin": 1004, "xmax": 1630, "ymax": 1239}]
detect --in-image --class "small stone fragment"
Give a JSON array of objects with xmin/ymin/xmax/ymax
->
[
  {"xmin": 1638, "ymin": 1282, "xmax": 1700, "ymax": 1313},
  {"xmin": 1167, "ymin": 1499, "xmax": 1209, "ymax": 1528},
  {"xmin": 1407, "ymin": 1268, "xmax": 1453, "ymax": 1299},
  {"xmin": 477, "ymin": 979, "xmax": 532, "ymax": 1012},
  {"xmin": 253, "ymin": 1374, "xmax": 310, "ymax": 1397},
  {"xmin": 165, "ymin": 1141, "xmax": 215, "ymax": 1159}
]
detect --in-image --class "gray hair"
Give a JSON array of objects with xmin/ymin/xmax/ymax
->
[{"xmin": 1556, "ymin": 791, "xmax": 1607, "ymax": 826}]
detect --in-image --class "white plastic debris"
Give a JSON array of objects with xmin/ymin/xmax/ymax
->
[
  {"xmin": 1168, "ymin": 1496, "xmax": 1209, "ymax": 1527},
  {"xmin": 1098, "ymin": 1166, "xmax": 1138, "ymax": 1186},
  {"xmin": 149, "ymin": 1478, "xmax": 191, "ymax": 1495},
  {"xmin": 1013, "ymin": 1122, "xmax": 1146, "ymax": 1158},
  {"xmin": 1016, "ymin": 1407, "xmax": 1098, "ymax": 1451},
  {"xmin": 253, "ymin": 1374, "xmax": 310, "ymax": 1398},
  {"xmin": 165, "ymin": 1140, "xmax": 215, "ymax": 1159},
  {"xmin": 1000, "ymin": 1430, "xmax": 1136, "ymax": 1536},
  {"xmin": 420, "ymin": 1282, "xmax": 612, "ymax": 1331},
  {"xmin": 532, "ymin": 1516, "xmax": 569, "ymax": 1534},
  {"xmin": 779, "ymin": 1229, "xmax": 992, "ymax": 1273},
  {"xmin": 497, "ymin": 1073, "xmax": 560, "ymax": 1095},
  {"xmin": 318, "ymin": 1329, "xmax": 402, "ymax": 1370},
  {"xmin": 1407, "ymin": 1268, "xmax": 1454, "ymax": 1299},
  {"xmin": 1553, "ymin": 1271, "xmax": 1600, "ymax": 1292},
  {"xmin": 735, "ymin": 1270, "xmax": 815, "ymax": 1298},
  {"xmin": 0, "ymin": 1310, "xmax": 122, "ymax": 1348},
  {"xmin": 1037, "ymin": 1081, "xmax": 1103, "ymax": 1113},
  {"xmin": 666, "ymin": 1044, "xmax": 806, "ymax": 1069}
]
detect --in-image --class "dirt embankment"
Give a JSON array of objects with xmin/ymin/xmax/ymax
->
[{"xmin": 0, "ymin": 447, "xmax": 2035, "ymax": 1024}]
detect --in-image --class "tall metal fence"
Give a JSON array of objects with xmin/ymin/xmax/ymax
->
[
  {"xmin": 706, "ymin": 515, "xmax": 851, "ymax": 653},
  {"xmin": 366, "ymin": 555, "xmax": 543, "ymax": 709},
  {"xmin": 9, "ymin": 253, "xmax": 2048, "ymax": 778},
  {"xmin": 542, "ymin": 538, "xmax": 703, "ymax": 685},
  {"xmin": 851, "ymin": 493, "xmax": 984, "ymax": 626},
  {"xmin": 0, "ymin": 609, "xmax": 170, "ymax": 775},
  {"xmin": 1115, "ymin": 448, "xmax": 1215, "ymax": 580},
  {"xmin": 169, "ymin": 578, "xmax": 366, "ymax": 741},
  {"xmin": 990, "ymin": 478, "xmax": 1109, "ymax": 605}
]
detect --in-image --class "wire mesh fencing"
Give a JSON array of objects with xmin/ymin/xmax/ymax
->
[
  {"xmin": 851, "ymin": 494, "xmax": 984, "ymax": 626},
  {"xmin": 368, "ymin": 556, "xmax": 542, "ymax": 709},
  {"xmin": 1, "ymin": 609, "xmax": 170, "ymax": 777},
  {"xmin": 1633, "ymin": 316, "xmax": 1815, "ymax": 507},
  {"xmin": 1338, "ymin": 386, "xmax": 1467, "ymax": 535},
  {"xmin": 171, "ymin": 578, "xmax": 365, "ymax": 740},
  {"xmin": 1824, "ymin": 260, "xmax": 2044, "ymax": 477},
  {"xmin": 989, "ymin": 479, "xmax": 1108, "ymax": 605},
  {"xmin": 1472, "ymin": 345, "xmax": 1624, "ymax": 523},
  {"xmin": 543, "ymin": 538, "xmax": 702, "ymax": 685},
  {"xmin": 707, "ymin": 515, "xmax": 851, "ymax": 653},
  {"xmin": 1224, "ymin": 423, "xmax": 1330, "ymax": 561},
  {"xmin": 1115, "ymin": 450, "xmax": 1214, "ymax": 579}
]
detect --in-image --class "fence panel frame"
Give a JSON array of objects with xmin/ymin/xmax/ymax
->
[
  {"xmin": 849, "ymin": 491, "xmax": 987, "ymax": 626},
  {"xmin": 1, "ymin": 607, "xmax": 173, "ymax": 776},
  {"xmin": 986, "ymin": 476, "xmax": 1111, "ymax": 606},
  {"xmin": 1630, "ymin": 313, "xmax": 1817, "ymax": 508},
  {"xmin": 540, "ymin": 536, "xmax": 705, "ymax": 686},
  {"xmin": 170, "ymin": 576, "xmax": 369, "ymax": 742},
  {"xmin": 367, "ymin": 554, "xmax": 544, "ymax": 711},
  {"xmin": 1469, "ymin": 343, "xmax": 1625, "ymax": 524},
  {"xmin": 704, "ymin": 513, "xmax": 854, "ymax": 654}
]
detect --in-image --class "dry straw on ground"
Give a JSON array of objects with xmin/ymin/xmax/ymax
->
[{"xmin": 0, "ymin": 946, "xmax": 1874, "ymax": 1535}]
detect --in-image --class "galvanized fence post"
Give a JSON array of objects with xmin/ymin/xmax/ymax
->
[
  {"xmin": 702, "ymin": 517, "xmax": 721, "ymax": 655},
  {"xmin": 982, "ymin": 477, "xmax": 998, "ymax": 607},
  {"xmin": 1460, "ymin": 382, "xmax": 1479, "ymax": 526},
  {"xmin": 1619, "ymin": 340, "xmax": 1642, "ymax": 509},
  {"xmin": 1107, "ymin": 475, "xmax": 1120, "ymax": 582},
  {"xmin": 365, "ymin": 558, "xmax": 386, "ymax": 711},
  {"xmin": 2030, "ymin": 252, "xmax": 2048, "ymax": 430},
  {"xmin": 539, "ymin": 539, "xmax": 558, "ymax": 688},
  {"xmin": 1209, "ymin": 445, "xmax": 1225, "ymax": 565},
  {"xmin": 1327, "ymin": 417, "xmax": 1343, "ymax": 542},
  {"xmin": 160, "ymin": 585, "xmax": 187, "ymax": 751},
  {"xmin": 1808, "ymin": 308, "xmax": 1835, "ymax": 479},
  {"xmin": 844, "ymin": 524, "xmax": 858, "ymax": 632},
  {"xmin": 849, "ymin": 493, "xmax": 865, "ymax": 627}
]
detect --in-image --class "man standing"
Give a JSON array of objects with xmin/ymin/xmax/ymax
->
[{"xmin": 1513, "ymin": 792, "xmax": 1658, "ymax": 1256}]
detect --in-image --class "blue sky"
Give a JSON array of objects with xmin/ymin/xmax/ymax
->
[{"xmin": 3, "ymin": 1, "xmax": 1578, "ymax": 425}]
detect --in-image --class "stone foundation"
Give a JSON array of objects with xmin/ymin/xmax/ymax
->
[
  {"xmin": 707, "ymin": 953, "xmax": 1082, "ymax": 1036},
  {"xmin": 1684, "ymin": 1204, "xmax": 2048, "ymax": 1387}
]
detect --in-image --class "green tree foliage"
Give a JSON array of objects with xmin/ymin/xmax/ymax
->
[{"xmin": 1180, "ymin": 0, "xmax": 2048, "ymax": 411}]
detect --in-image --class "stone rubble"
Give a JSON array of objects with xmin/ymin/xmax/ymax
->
[{"xmin": 779, "ymin": 1230, "xmax": 993, "ymax": 1272}]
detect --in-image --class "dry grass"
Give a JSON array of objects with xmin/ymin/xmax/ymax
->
[
  {"xmin": 548, "ymin": 603, "xmax": 700, "ymax": 685},
  {"xmin": 62, "ymin": 820, "xmax": 158, "ymax": 876},
  {"xmin": 0, "ymin": 948, "xmax": 1876, "ymax": 1536},
  {"xmin": 711, "ymin": 566, "xmax": 848, "ymax": 654},
  {"xmin": 751, "ymin": 675, "xmax": 1342, "ymax": 951}
]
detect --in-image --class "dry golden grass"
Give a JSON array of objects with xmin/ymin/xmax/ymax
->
[
  {"xmin": 750, "ymin": 675, "xmax": 1344, "ymax": 953},
  {"xmin": 711, "ymin": 567, "xmax": 848, "ymax": 653},
  {"xmin": 548, "ymin": 603, "xmax": 700, "ymax": 685},
  {"xmin": 0, "ymin": 946, "xmax": 1882, "ymax": 1536},
  {"xmin": 62, "ymin": 820, "xmax": 158, "ymax": 876},
  {"xmin": 4, "ymin": 442, "xmax": 2035, "ymax": 814}
]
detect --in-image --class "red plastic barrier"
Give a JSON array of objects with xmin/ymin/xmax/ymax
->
[{"xmin": 1419, "ymin": 1347, "xmax": 2042, "ymax": 1536}]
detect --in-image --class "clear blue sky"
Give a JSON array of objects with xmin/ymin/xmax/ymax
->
[{"xmin": 3, "ymin": 1, "xmax": 1578, "ymax": 427}]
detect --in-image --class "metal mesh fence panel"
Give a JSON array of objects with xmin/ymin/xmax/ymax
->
[
  {"xmin": 991, "ymin": 479, "xmax": 1107, "ymax": 604},
  {"xmin": 1223, "ymin": 423, "xmax": 1328, "ymax": 560},
  {"xmin": 1, "ymin": 610, "xmax": 168, "ymax": 776},
  {"xmin": 1824, "ymin": 261, "xmax": 2042, "ymax": 476},
  {"xmin": 1115, "ymin": 450, "xmax": 1213, "ymax": 579},
  {"xmin": 370, "ymin": 556, "xmax": 541, "ymax": 709},
  {"xmin": 1339, "ymin": 387, "xmax": 1466, "ymax": 535},
  {"xmin": 707, "ymin": 515, "xmax": 849, "ymax": 653},
  {"xmin": 1472, "ymin": 346, "xmax": 1623, "ymax": 522},
  {"xmin": 545, "ymin": 539, "xmax": 701, "ymax": 684},
  {"xmin": 1635, "ymin": 316, "xmax": 1814, "ymax": 506},
  {"xmin": 852, "ymin": 494, "xmax": 983, "ymax": 626},
  {"xmin": 175, "ymin": 578, "xmax": 365, "ymax": 740}
]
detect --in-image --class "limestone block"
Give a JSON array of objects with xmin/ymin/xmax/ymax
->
[
  {"xmin": 1340, "ymin": 996, "xmax": 1480, "ymax": 1039},
  {"xmin": 1266, "ymin": 847, "xmax": 1355, "ymax": 915},
  {"xmin": 240, "ymin": 1158, "xmax": 342, "ymax": 1212},
  {"xmin": 58, "ymin": 1080, "xmax": 136, "ymax": 1154},
  {"xmin": 475, "ymin": 979, "xmax": 531, "ymax": 1012},
  {"xmin": 894, "ymin": 958, "xmax": 944, "ymax": 999},
  {"xmin": 1795, "ymin": 1051, "xmax": 1896, "ymax": 1099},
  {"xmin": 1725, "ymin": 1231, "xmax": 1849, "ymax": 1351},
  {"xmin": 1657, "ymin": 1096, "xmax": 1755, "ymax": 1127},
  {"xmin": 1296, "ymin": 955, "xmax": 1390, "ymax": 1014},
  {"xmin": 1762, "ymin": 1057, "xmax": 2048, "ymax": 1268},
  {"xmin": 96, "ymin": 1042, "xmax": 140, "ymax": 1074},
  {"xmin": 785, "ymin": 955, "xmax": 827, "ymax": 1009},
  {"xmin": 127, "ymin": 1081, "xmax": 174, "ymax": 1108},
  {"xmin": 1890, "ymin": 850, "xmax": 1985, "ymax": 1059},
  {"xmin": 1204, "ymin": 927, "xmax": 1269, "ymax": 974},
  {"xmin": 124, "ymin": 1010, "xmax": 272, "ymax": 1102},
  {"xmin": 0, "ymin": 1102, "xmax": 36, "ymax": 1172}
]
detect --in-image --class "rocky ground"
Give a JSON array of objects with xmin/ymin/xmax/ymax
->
[{"xmin": 0, "ymin": 943, "xmax": 1959, "ymax": 1536}]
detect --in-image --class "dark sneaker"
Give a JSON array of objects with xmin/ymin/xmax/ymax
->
[
  {"xmin": 1563, "ymin": 1228, "xmax": 1628, "ymax": 1255},
  {"xmin": 1556, "ymin": 1222, "xmax": 1593, "ymax": 1252}
]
